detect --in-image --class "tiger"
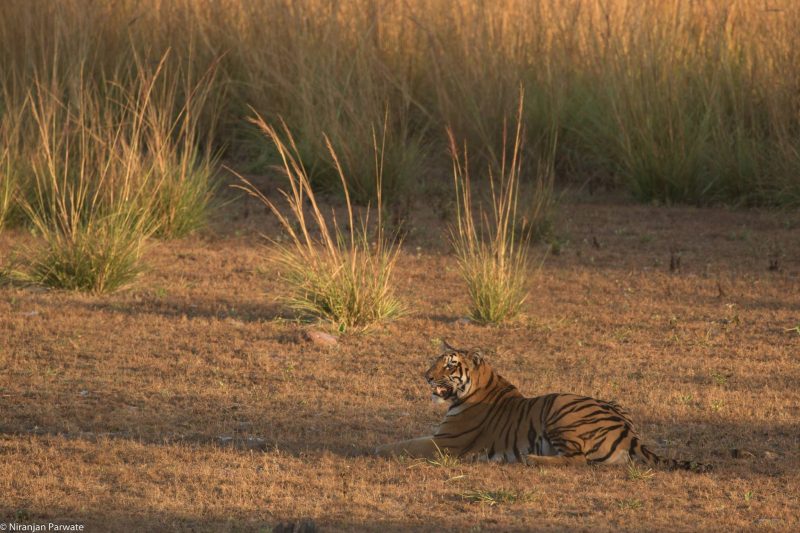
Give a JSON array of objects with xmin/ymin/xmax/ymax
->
[{"xmin": 376, "ymin": 341, "xmax": 710, "ymax": 472}]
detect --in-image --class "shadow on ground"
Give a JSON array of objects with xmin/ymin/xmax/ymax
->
[
  {"xmin": 3, "ymin": 392, "xmax": 798, "ymax": 477},
  {"xmin": 79, "ymin": 297, "xmax": 291, "ymax": 323}
]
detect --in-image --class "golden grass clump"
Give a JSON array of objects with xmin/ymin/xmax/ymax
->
[
  {"xmin": 18, "ymin": 76, "xmax": 155, "ymax": 293},
  {"xmin": 10, "ymin": 55, "xmax": 220, "ymax": 293},
  {"xmin": 237, "ymin": 116, "xmax": 402, "ymax": 333},
  {"xmin": 0, "ymin": 143, "xmax": 18, "ymax": 232},
  {"xmin": 139, "ymin": 58, "xmax": 222, "ymax": 239},
  {"xmin": 0, "ymin": 97, "xmax": 27, "ymax": 231},
  {"xmin": 449, "ymin": 95, "xmax": 535, "ymax": 325}
]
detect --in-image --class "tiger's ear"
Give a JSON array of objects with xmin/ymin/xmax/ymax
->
[
  {"xmin": 440, "ymin": 339, "xmax": 457, "ymax": 353},
  {"xmin": 468, "ymin": 349, "xmax": 484, "ymax": 366}
]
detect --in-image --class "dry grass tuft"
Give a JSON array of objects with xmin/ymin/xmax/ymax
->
[
  {"xmin": 13, "ymin": 55, "xmax": 219, "ymax": 293},
  {"xmin": 0, "ymin": 151, "xmax": 17, "ymax": 232},
  {"xmin": 22, "ymin": 216, "xmax": 150, "ymax": 294},
  {"xmin": 626, "ymin": 460, "xmax": 656, "ymax": 482},
  {"xmin": 140, "ymin": 57, "xmax": 222, "ymax": 239},
  {"xmin": 236, "ymin": 116, "xmax": 402, "ymax": 333},
  {"xmin": 425, "ymin": 443, "xmax": 461, "ymax": 469},
  {"xmin": 449, "ymin": 94, "xmax": 534, "ymax": 324}
]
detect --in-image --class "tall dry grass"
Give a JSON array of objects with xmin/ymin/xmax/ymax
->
[
  {"xmin": 2, "ymin": 0, "xmax": 800, "ymax": 232},
  {"xmin": 2, "ymin": 52, "xmax": 221, "ymax": 292},
  {"xmin": 236, "ymin": 116, "xmax": 402, "ymax": 332},
  {"xmin": 18, "ymin": 77, "xmax": 157, "ymax": 293},
  {"xmin": 449, "ymin": 96, "xmax": 533, "ymax": 324},
  {"xmin": 0, "ymin": 1, "xmax": 223, "ymax": 238},
  {"xmin": 0, "ymin": 123, "xmax": 21, "ymax": 231}
]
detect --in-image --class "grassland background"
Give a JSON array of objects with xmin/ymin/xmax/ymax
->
[
  {"xmin": 2, "ymin": 0, "xmax": 800, "ymax": 222},
  {"xmin": 1, "ymin": 2, "xmax": 800, "ymax": 530},
  {"xmin": 1, "ymin": 194, "xmax": 798, "ymax": 531}
]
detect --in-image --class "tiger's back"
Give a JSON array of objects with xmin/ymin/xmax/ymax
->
[{"xmin": 435, "ymin": 390, "xmax": 641, "ymax": 465}]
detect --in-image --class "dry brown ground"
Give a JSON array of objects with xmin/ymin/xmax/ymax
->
[{"xmin": 1, "ymin": 186, "xmax": 799, "ymax": 532}]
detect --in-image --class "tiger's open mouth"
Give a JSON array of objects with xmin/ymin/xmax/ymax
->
[{"xmin": 431, "ymin": 383, "xmax": 453, "ymax": 399}]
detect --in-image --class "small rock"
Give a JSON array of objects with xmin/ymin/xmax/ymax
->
[
  {"xmin": 763, "ymin": 450, "xmax": 780, "ymax": 460},
  {"xmin": 304, "ymin": 330, "xmax": 338, "ymax": 347}
]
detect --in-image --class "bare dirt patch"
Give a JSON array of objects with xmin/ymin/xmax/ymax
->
[{"xmin": 1, "ymin": 190, "xmax": 798, "ymax": 531}]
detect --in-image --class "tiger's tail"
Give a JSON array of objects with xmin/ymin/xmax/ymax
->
[{"xmin": 629, "ymin": 437, "xmax": 711, "ymax": 473}]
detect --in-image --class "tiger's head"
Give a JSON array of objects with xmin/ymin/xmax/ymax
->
[{"xmin": 424, "ymin": 340, "xmax": 485, "ymax": 405}]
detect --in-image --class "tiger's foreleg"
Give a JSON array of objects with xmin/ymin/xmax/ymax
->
[{"xmin": 375, "ymin": 436, "xmax": 454, "ymax": 459}]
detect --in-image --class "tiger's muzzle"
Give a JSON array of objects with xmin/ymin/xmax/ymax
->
[{"xmin": 428, "ymin": 378, "xmax": 454, "ymax": 401}]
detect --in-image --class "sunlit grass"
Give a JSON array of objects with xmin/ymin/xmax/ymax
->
[
  {"xmin": 449, "ymin": 94, "xmax": 533, "ymax": 324},
  {"xmin": 12, "ymin": 54, "xmax": 219, "ymax": 293},
  {"xmin": 0, "ymin": 99, "xmax": 26, "ymax": 232},
  {"xmin": 236, "ymin": 116, "xmax": 402, "ymax": 333},
  {"xmin": 139, "ymin": 57, "xmax": 222, "ymax": 238},
  {"xmin": 22, "ymin": 215, "xmax": 150, "ymax": 294},
  {"xmin": 626, "ymin": 459, "xmax": 656, "ymax": 482},
  {"xmin": 17, "ymin": 77, "xmax": 153, "ymax": 293},
  {"xmin": 0, "ymin": 147, "xmax": 17, "ymax": 232},
  {"xmin": 2, "ymin": 0, "xmax": 800, "ymax": 228}
]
